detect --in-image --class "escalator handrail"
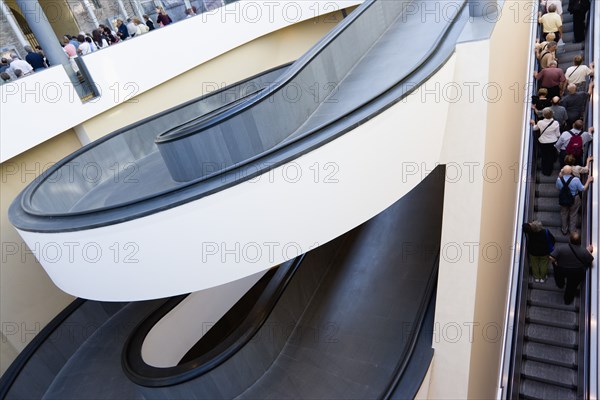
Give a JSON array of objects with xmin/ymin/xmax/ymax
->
[
  {"xmin": 0, "ymin": 298, "xmax": 86, "ymax": 400},
  {"xmin": 381, "ymin": 254, "xmax": 440, "ymax": 399},
  {"xmin": 497, "ymin": 2, "xmax": 540, "ymax": 398},
  {"xmin": 585, "ymin": 2, "xmax": 599, "ymax": 398},
  {"xmin": 154, "ymin": 0, "xmax": 378, "ymax": 143},
  {"xmin": 122, "ymin": 255, "xmax": 305, "ymax": 387}
]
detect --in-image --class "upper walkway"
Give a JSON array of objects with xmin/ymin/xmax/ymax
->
[{"xmin": 0, "ymin": 0, "xmax": 362, "ymax": 163}]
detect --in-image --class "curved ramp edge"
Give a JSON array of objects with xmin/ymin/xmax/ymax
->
[{"xmin": 41, "ymin": 164, "xmax": 445, "ymax": 399}]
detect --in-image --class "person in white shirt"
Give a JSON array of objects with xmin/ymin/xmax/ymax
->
[
  {"xmin": 133, "ymin": 17, "xmax": 149, "ymax": 35},
  {"xmin": 126, "ymin": 18, "xmax": 140, "ymax": 37},
  {"xmin": 565, "ymin": 55, "xmax": 594, "ymax": 91},
  {"xmin": 8, "ymin": 58, "xmax": 33, "ymax": 75},
  {"xmin": 531, "ymin": 107, "xmax": 561, "ymax": 176},
  {"xmin": 77, "ymin": 34, "xmax": 91, "ymax": 55}
]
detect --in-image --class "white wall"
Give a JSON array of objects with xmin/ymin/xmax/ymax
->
[
  {"xmin": 142, "ymin": 270, "xmax": 266, "ymax": 367},
  {"xmin": 16, "ymin": 56, "xmax": 457, "ymax": 301},
  {"xmin": 0, "ymin": 0, "xmax": 362, "ymax": 163}
]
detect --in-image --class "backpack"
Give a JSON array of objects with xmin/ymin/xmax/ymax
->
[
  {"xmin": 565, "ymin": 130, "xmax": 583, "ymax": 158},
  {"xmin": 558, "ymin": 176, "xmax": 575, "ymax": 206}
]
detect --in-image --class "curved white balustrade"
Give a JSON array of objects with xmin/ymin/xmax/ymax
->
[{"xmin": 15, "ymin": 56, "xmax": 456, "ymax": 301}]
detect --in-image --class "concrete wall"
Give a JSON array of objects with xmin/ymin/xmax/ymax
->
[
  {"xmin": 0, "ymin": 3, "xmax": 25, "ymax": 57},
  {"xmin": 65, "ymin": 0, "xmax": 137, "ymax": 35},
  {"xmin": 467, "ymin": 1, "xmax": 532, "ymax": 397},
  {"xmin": 422, "ymin": 1, "xmax": 532, "ymax": 398}
]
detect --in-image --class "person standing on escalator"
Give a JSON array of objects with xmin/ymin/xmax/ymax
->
[
  {"xmin": 550, "ymin": 232, "xmax": 594, "ymax": 305},
  {"xmin": 556, "ymin": 165, "xmax": 593, "ymax": 235},
  {"xmin": 531, "ymin": 108, "xmax": 561, "ymax": 176},
  {"xmin": 568, "ymin": 0, "xmax": 590, "ymax": 43},
  {"xmin": 523, "ymin": 220, "xmax": 555, "ymax": 283}
]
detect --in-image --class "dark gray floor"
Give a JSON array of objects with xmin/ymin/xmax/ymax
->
[{"xmin": 39, "ymin": 167, "xmax": 445, "ymax": 400}]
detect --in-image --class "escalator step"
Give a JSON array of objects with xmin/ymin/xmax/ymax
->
[
  {"xmin": 562, "ymin": 32, "xmax": 574, "ymax": 43},
  {"xmin": 562, "ymin": 22, "xmax": 574, "ymax": 33},
  {"xmin": 520, "ymin": 378, "xmax": 576, "ymax": 400},
  {"xmin": 525, "ymin": 323, "xmax": 578, "ymax": 348},
  {"xmin": 529, "ymin": 279, "xmax": 563, "ymax": 293},
  {"xmin": 536, "ymin": 159, "xmax": 559, "ymax": 170},
  {"xmin": 523, "ymin": 341, "xmax": 577, "ymax": 368},
  {"xmin": 534, "ymin": 197, "xmax": 561, "ymax": 212},
  {"xmin": 536, "ymin": 171, "xmax": 559, "ymax": 184},
  {"xmin": 561, "ymin": 13, "xmax": 573, "ymax": 24},
  {"xmin": 521, "ymin": 360, "xmax": 577, "ymax": 389},
  {"xmin": 528, "ymin": 289, "xmax": 579, "ymax": 311},
  {"xmin": 532, "ymin": 212, "xmax": 561, "ymax": 228},
  {"xmin": 560, "ymin": 42, "xmax": 584, "ymax": 54},
  {"xmin": 526, "ymin": 306, "xmax": 578, "ymax": 330},
  {"xmin": 546, "ymin": 227, "xmax": 570, "ymax": 243},
  {"xmin": 536, "ymin": 184, "xmax": 559, "ymax": 198}
]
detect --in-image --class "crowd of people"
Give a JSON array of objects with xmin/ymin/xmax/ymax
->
[
  {"xmin": 524, "ymin": 0, "xmax": 593, "ymax": 304},
  {"xmin": 0, "ymin": 5, "xmax": 199, "ymax": 84}
]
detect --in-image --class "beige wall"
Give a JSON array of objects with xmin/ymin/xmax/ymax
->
[
  {"xmin": 0, "ymin": 130, "xmax": 80, "ymax": 376},
  {"xmin": 424, "ymin": 1, "xmax": 532, "ymax": 398},
  {"xmin": 467, "ymin": 1, "xmax": 532, "ymax": 397},
  {"xmin": 81, "ymin": 10, "xmax": 351, "ymax": 141}
]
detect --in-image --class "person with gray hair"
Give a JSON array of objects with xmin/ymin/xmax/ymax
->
[
  {"xmin": 556, "ymin": 165, "xmax": 593, "ymax": 235},
  {"xmin": 24, "ymin": 45, "xmax": 46, "ymax": 71},
  {"xmin": 7, "ymin": 56, "xmax": 33, "ymax": 76},
  {"xmin": 531, "ymin": 107, "xmax": 561, "ymax": 175},
  {"xmin": 523, "ymin": 220, "xmax": 555, "ymax": 282},
  {"xmin": 538, "ymin": 41, "xmax": 557, "ymax": 70},
  {"xmin": 560, "ymin": 83, "xmax": 590, "ymax": 127},
  {"xmin": 550, "ymin": 96, "xmax": 568, "ymax": 130},
  {"xmin": 534, "ymin": 59, "xmax": 566, "ymax": 98}
]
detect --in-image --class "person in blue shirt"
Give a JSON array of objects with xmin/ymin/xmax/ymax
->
[
  {"xmin": 556, "ymin": 165, "xmax": 593, "ymax": 234},
  {"xmin": 24, "ymin": 45, "xmax": 47, "ymax": 72}
]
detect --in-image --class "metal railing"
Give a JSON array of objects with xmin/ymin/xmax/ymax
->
[{"xmin": 586, "ymin": 1, "xmax": 599, "ymax": 398}]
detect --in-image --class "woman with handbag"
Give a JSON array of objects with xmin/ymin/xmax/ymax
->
[
  {"xmin": 531, "ymin": 107, "xmax": 561, "ymax": 176},
  {"xmin": 523, "ymin": 220, "xmax": 556, "ymax": 283}
]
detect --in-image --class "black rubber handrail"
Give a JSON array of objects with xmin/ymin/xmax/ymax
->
[
  {"xmin": 154, "ymin": 0, "xmax": 377, "ymax": 143},
  {"xmin": 122, "ymin": 255, "xmax": 305, "ymax": 387},
  {"xmin": 381, "ymin": 253, "xmax": 440, "ymax": 399},
  {"xmin": 0, "ymin": 298, "xmax": 86, "ymax": 400},
  {"xmin": 580, "ymin": 1, "xmax": 596, "ymax": 396}
]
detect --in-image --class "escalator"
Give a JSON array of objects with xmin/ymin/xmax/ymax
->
[
  {"xmin": 504, "ymin": 1, "xmax": 597, "ymax": 398},
  {"xmin": 3, "ymin": 167, "xmax": 445, "ymax": 400}
]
